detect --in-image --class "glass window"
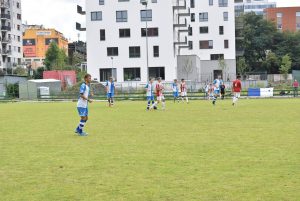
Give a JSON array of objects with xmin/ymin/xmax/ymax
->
[
  {"xmin": 219, "ymin": 26, "xmax": 224, "ymax": 35},
  {"xmin": 200, "ymin": 26, "xmax": 208, "ymax": 33},
  {"xmin": 223, "ymin": 12, "xmax": 228, "ymax": 21},
  {"xmin": 218, "ymin": 0, "xmax": 228, "ymax": 7},
  {"xmin": 199, "ymin": 12, "xmax": 208, "ymax": 22},
  {"xmin": 188, "ymin": 41, "xmax": 193, "ymax": 50},
  {"xmin": 190, "ymin": 0, "xmax": 195, "ymax": 8},
  {"xmin": 141, "ymin": 10, "xmax": 152, "ymax": 21},
  {"xmin": 119, "ymin": 29, "xmax": 131, "ymax": 38},
  {"xmin": 100, "ymin": 29, "xmax": 105, "ymax": 41},
  {"xmin": 99, "ymin": 0, "xmax": 104, "ymax": 5},
  {"xmin": 200, "ymin": 40, "xmax": 213, "ymax": 49},
  {"xmin": 107, "ymin": 47, "xmax": 118, "ymax": 56},
  {"xmin": 188, "ymin": 26, "xmax": 192, "ymax": 36},
  {"xmin": 129, "ymin": 46, "xmax": 141, "ymax": 58},
  {"xmin": 116, "ymin": 10, "xmax": 128, "ymax": 22},
  {"xmin": 141, "ymin": 28, "xmax": 159, "ymax": 37},
  {"xmin": 153, "ymin": 46, "xmax": 159, "ymax": 57},
  {"xmin": 124, "ymin": 68, "xmax": 141, "ymax": 81},
  {"xmin": 149, "ymin": 67, "xmax": 165, "ymax": 80},
  {"xmin": 91, "ymin": 11, "xmax": 102, "ymax": 21},
  {"xmin": 210, "ymin": 54, "xmax": 224, "ymax": 60},
  {"xmin": 191, "ymin": 13, "xmax": 195, "ymax": 22},
  {"xmin": 209, "ymin": 0, "xmax": 213, "ymax": 6},
  {"xmin": 224, "ymin": 40, "xmax": 229, "ymax": 48}
]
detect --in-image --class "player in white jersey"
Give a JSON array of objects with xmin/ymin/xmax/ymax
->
[
  {"xmin": 75, "ymin": 74, "xmax": 93, "ymax": 136},
  {"xmin": 145, "ymin": 78, "xmax": 156, "ymax": 110},
  {"xmin": 212, "ymin": 75, "xmax": 223, "ymax": 105},
  {"xmin": 180, "ymin": 79, "xmax": 189, "ymax": 103}
]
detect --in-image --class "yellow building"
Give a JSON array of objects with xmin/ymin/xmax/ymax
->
[{"xmin": 23, "ymin": 25, "xmax": 69, "ymax": 68}]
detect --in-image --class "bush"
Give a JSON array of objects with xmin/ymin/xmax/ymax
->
[{"xmin": 6, "ymin": 83, "xmax": 19, "ymax": 98}]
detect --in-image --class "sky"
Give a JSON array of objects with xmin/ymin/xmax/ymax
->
[{"xmin": 22, "ymin": 0, "xmax": 300, "ymax": 42}]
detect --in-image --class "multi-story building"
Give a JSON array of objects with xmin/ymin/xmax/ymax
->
[
  {"xmin": 77, "ymin": 0, "xmax": 236, "ymax": 82},
  {"xmin": 235, "ymin": 0, "xmax": 276, "ymax": 16},
  {"xmin": 0, "ymin": 0, "xmax": 23, "ymax": 72},
  {"xmin": 264, "ymin": 7, "xmax": 300, "ymax": 32},
  {"xmin": 23, "ymin": 25, "xmax": 68, "ymax": 69}
]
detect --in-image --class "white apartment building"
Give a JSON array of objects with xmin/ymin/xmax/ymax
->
[
  {"xmin": 0, "ymin": 0, "xmax": 23, "ymax": 71},
  {"xmin": 80, "ymin": 0, "xmax": 236, "ymax": 82},
  {"xmin": 235, "ymin": 0, "xmax": 276, "ymax": 16}
]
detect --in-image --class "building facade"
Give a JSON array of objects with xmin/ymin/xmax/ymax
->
[
  {"xmin": 235, "ymin": 0, "xmax": 276, "ymax": 16},
  {"xmin": 81, "ymin": 0, "xmax": 236, "ymax": 82},
  {"xmin": 264, "ymin": 7, "xmax": 300, "ymax": 32},
  {"xmin": 0, "ymin": 0, "xmax": 23, "ymax": 71},
  {"xmin": 23, "ymin": 25, "xmax": 68, "ymax": 69}
]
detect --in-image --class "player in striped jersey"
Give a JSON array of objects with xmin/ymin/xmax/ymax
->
[
  {"xmin": 151, "ymin": 77, "xmax": 165, "ymax": 110},
  {"xmin": 180, "ymin": 79, "xmax": 189, "ymax": 103}
]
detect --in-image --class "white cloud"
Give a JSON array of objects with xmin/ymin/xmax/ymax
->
[{"xmin": 274, "ymin": 0, "xmax": 300, "ymax": 7}]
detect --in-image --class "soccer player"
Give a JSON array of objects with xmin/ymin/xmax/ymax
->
[
  {"xmin": 232, "ymin": 75, "xmax": 242, "ymax": 106},
  {"xmin": 220, "ymin": 82, "xmax": 226, "ymax": 100},
  {"xmin": 145, "ymin": 78, "xmax": 156, "ymax": 110},
  {"xmin": 180, "ymin": 79, "xmax": 189, "ymax": 103},
  {"xmin": 212, "ymin": 75, "xmax": 222, "ymax": 105},
  {"xmin": 151, "ymin": 77, "xmax": 165, "ymax": 110},
  {"xmin": 106, "ymin": 77, "xmax": 115, "ymax": 107},
  {"xmin": 75, "ymin": 74, "xmax": 93, "ymax": 136},
  {"xmin": 172, "ymin": 79, "xmax": 179, "ymax": 103}
]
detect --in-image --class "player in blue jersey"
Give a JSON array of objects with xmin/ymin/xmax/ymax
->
[
  {"xmin": 106, "ymin": 77, "xmax": 115, "ymax": 107},
  {"xmin": 172, "ymin": 79, "xmax": 179, "ymax": 103},
  {"xmin": 145, "ymin": 78, "xmax": 156, "ymax": 110},
  {"xmin": 212, "ymin": 75, "xmax": 223, "ymax": 105},
  {"xmin": 75, "ymin": 74, "xmax": 93, "ymax": 136}
]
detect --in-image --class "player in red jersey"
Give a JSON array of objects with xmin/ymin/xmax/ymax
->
[
  {"xmin": 151, "ymin": 77, "xmax": 165, "ymax": 110},
  {"xmin": 232, "ymin": 75, "xmax": 242, "ymax": 106},
  {"xmin": 180, "ymin": 79, "xmax": 189, "ymax": 103}
]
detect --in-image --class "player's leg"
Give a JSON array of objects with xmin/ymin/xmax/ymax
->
[
  {"xmin": 185, "ymin": 92, "xmax": 189, "ymax": 103},
  {"xmin": 212, "ymin": 91, "xmax": 218, "ymax": 105},
  {"xmin": 75, "ymin": 108, "xmax": 88, "ymax": 135},
  {"xmin": 162, "ymin": 96, "xmax": 166, "ymax": 110}
]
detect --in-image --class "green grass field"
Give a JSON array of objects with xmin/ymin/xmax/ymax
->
[{"xmin": 0, "ymin": 99, "xmax": 299, "ymax": 201}]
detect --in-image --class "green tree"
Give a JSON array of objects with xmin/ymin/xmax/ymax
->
[
  {"xmin": 44, "ymin": 42, "xmax": 68, "ymax": 70},
  {"xmin": 218, "ymin": 58, "xmax": 227, "ymax": 80},
  {"xmin": 33, "ymin": 67, "xmax": 45, "ymax": 79},
  {"xmin": 236, "ymin": 57, "xmax": 248, "ymax": 76},
  {"xmin": 13, "ymin": 67, "xmax": 27, "ymax": 76},
  {"xmin": 262, "ymin": 51, "xmax": 280, "ymax": 73},
  {"xmin": 279, "ymin": 54, "xmax": 292, "ymax": 81}
]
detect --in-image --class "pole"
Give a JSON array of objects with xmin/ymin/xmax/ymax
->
[
  {"xmin": 111, "ymin": 57, "xmax": 114, "ymax": 79},
  {"xmin": 145, "ymin": 3, "xmax": 149, "ymax": 81}
]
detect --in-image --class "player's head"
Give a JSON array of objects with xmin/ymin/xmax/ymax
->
[
  {"xmin": 109, "ymin": 77, "xmax": 113, "ymax": 82},
  {"xmin": 181, "ymin": 78, "xmax": 184, "ymax": 82},
  {"xmin": 149, "ymin": 77, "xmax": 154, "ymax": 83},
  {"xmin": 237, "ymin": 75, "xmax": 241, "ymax": 80},
  {"xmin": 157, "ymin": 77, "xmax": 162, "ymax": 82},
  {"xmin": 84, "ymin": 74, "xmax": 91, "ymax": 83},
  {"xmin": 217, "ymin": 75, "xmax": 221, "ymax": 79},
  {"xmin": 174, "ymin": 79, "xmax": 177, "ymax": 83}
]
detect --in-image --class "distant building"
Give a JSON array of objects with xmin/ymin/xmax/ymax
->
[
  {"xmin": 22, "ymin": 25, "xmax": 69, "ymax": 69},
  {"xmin": 235, "ymin": 0, "xmax": 276, "ymax": 16},
  {"xmin": 264, "ymin": 7, "xmax": 300, "ymax": 32},
  {"xmin": 68, "ymin": 41, "xmax": 86, "ymax": 67},
  {"xmin": 0, "ymin": 0, "xmax": 23, "ymax": 72}
]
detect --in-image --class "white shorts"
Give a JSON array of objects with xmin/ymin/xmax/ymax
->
[
  {"xmin": 234, "ymin": 92, "xmax": 241, "ymax": 98},
  {"xmin": 157, "ymin": 95, "xmax": 165, "ymax": 101},
  {"xmin": 181, "ymin": 92, "xmax": 187, "ymax": 96}
]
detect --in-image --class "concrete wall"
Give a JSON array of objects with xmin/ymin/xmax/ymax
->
[{"xmin": 0, "ymin": 75, "xmax": 27, "ymax": 96}]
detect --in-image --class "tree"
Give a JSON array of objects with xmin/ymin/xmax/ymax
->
[
  {"xmin": 236, "ymin": 57, "xmax": 248, "ymax": 76},
  {"xmin": 279, "ymin": 54, "xmax": 292, "ymax": 81},
  {"xmin": 262, "ymin": 51, "xmax": 280, "ymax": 73},
  {"xmin": 13, "ymin": 67, "xmax": 27, "ymax": 76},
  {"xmin": 218, "ymin": 57, "xmax": 227, "ymax": 80},
  {"xmin": 33, "ymin": 67, "xmax": 45, "ymax": 79},
  {"xmin": 182, "ymin": 58, "xmax": 193, "ymax": 80},
  {"xmin": 44, "ymin": 42, "xmax": 68, "ymax": 70}
]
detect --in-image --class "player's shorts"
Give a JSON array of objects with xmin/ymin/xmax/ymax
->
[
  {"xmin": 157, "ymin": 95, "xmax": 165, "ymax": 101},
  {"xmin": 147, "ymin": 96, "xmax": 154, "ymax": 101},
  {"xmin": 181, "ymin": 91, "xmax": 187, "ymax": 96},
  {"xmin": 77, "ymin": 107, "xmax": 88, "ymax": 117},
  {"xmin": 214, "ymin": 89, "xmax": 220, "ymax": 95},
  {"xmin": 234, "ymin": 92, "xmax": 241, "ymax": 98},
  {"xmin": 107, "ymin": 93, "xmax": 114, "ymax": 99},
  {"xmin": 173, "ymin": 91, "xmax": 179, "ymax": 97}
]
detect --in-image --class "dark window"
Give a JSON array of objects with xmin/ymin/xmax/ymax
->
[
  {"xmin": 149, "ymin": 67, "xmax": 165, "ymax": 80},
  {"xmin": 100, "ymin": 69, "xmax": 116, "ymax": 82},
  {"xmin": 99, "ymin": 0, "xmax": 104, "ymax": 5},
  {"xmin": 191, "ymin": 13, "xmax": 195, "ymax": 22},
  {"xmin": 210, "ymin": 54, "xmax": 224, "ymax": 60},
  {"xmin": 219, "ymin": 26, "xmax": 224, "ymax": 35},
  {"xmin": 223, "ymin": 12, "xmax": 228, "ymax": 21},
  {"xmin": 219, "ymin": 0, "xmax": 228, "ymax": 7},
  {"xmin": 116, "ymin": 10, "xmax": 128, "ymax": 22},
  {"xmin": 119, "ymin": 29, "xmax": 130, "ymax": 38},
  {"xmin": 153, "ymin": 46, "xmax": 159, "ymax": 57},
  {"xmin": 200, "ymin": 26, "xmax": 209, "ymax": 33},
  {"xmin": 107, "ymin": 47, "xmax": 118, "ymax": 56},
  {"xmin": 124, "ymin": 68, "xmax": 141, "ymax": 81},
  {"xmin": 188, "ymin": 26, "xmax": 192, "ymax": 36},
  {"xmin": 190, "ymin": 0, "xmax": 195, "ymax": 8},
  {"xmin": 209, "ymin": 0, "xmax": 213, "ymax": 6},
  {"xmin": 224, "ymin": 40, "xmax": 229, "ymax": 48},
  {"xmin": 141, "ymin": 28, "xmax": 159, "ymax": 37},
  {"xmin": 91, "ymin": 11, "xmax": 102, "ymax": 21},
  {"xmin": 188, "ymin": 41, "xmax": 193, "ymax": 50},
  {"xmin": 100, "ymin": 29, "xmax": 105, "ymax": 41},
  {"xmin": 200, "ymin": 40, "xmax": 213, "ymax": 49},
  {"xmin": 152, "ymin": 0, "xmax": 157, "ymax": 2},
  {"xmin": 129, "ymin": 46, "xmax": 141, "ymax": 58},
  {"xmin": 199, "ymin": 12, "xmax": 208, "ymax": 21},
  {"xmin": 141, "ymin": 10, "xmax": 152, "ymax": 21}
]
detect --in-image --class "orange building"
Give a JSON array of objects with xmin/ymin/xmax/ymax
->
[
  {"xmin": 264, "ymin": 7, "xmax": 300, "ymax": 32},
  {"xmin": 23, "ymin": 25, "xmax": 69, "ymax": 68}
]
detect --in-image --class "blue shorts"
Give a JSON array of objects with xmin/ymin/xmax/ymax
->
[
  {"xmin": 173, "ymin": 92, "xmax": 179, "ymax": 97},
  {"xmin": 214, "ymin": 90, "xmax": 220, "ymax": 95},
  {"xmin": 77, "ymin": 107, "xmax": 88, "ymax": 117},
  {"xmin": 147, "ymin": 96, "xmax": 154, "ymax": 101},
  {"xmin": 107, "ymin": 93, "xmax": 114, "ymax": 99}
]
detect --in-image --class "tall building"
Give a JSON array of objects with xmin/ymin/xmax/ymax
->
[
  {"xmin": 23, "ymin": 25, "xmax": 68, "ymax": 69},
  {"xmin": 235, "ymin": 0, "xmax": 276, "ymax": 16},
  {"xmin": 0, "ymin": 0, "xmax": 23, "ymax": 72},
  {"xmin": 264, "ymin": 7, "xmax": 300, "ymax": 32},
  {"xmin": 78, "ymin": 0, "xmax": 236, "ymax": 82}
]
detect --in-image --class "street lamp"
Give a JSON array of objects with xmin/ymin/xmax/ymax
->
[
  {"xmin": 111, "ymin": 57, "xmax": 114, "ymax": 79},
  {"xmin": 141, "ymin": 0, "xmax": 149, "ymax": 81}
]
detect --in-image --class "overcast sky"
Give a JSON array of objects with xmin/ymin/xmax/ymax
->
[{"xmin": 22, "ymin": 0, "xmax": 300, "ymax": 42}]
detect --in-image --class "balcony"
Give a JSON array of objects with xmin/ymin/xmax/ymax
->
[
  {"xmin": 178, "ymin": 7, "xmax": 190, "ymax": 17},
  {"xmin": 174, "ymin": 36, "xmax": 187, "ymax": 46},
  {"xmin": 173, "ymin": 18, "xmax": 187, "ymax": 28},
  {"xmin": 77, "ymin": 5, "xmax": 86, "ymax": 15},
  {"xmin": 76, "ymin": 22, "xmax": 86, "ymax": 31},
  {"xmin": 1, "ymin": 26, "xmax": 11, "ymax": 31},
  {"xmin": 173, "ymin": 0, "xmax": 186, "ymax": 10},
  {"xmin": 1, "ymin": 49, "xmax": 11, "ymax": 56},
  {"xmin": 0, "ymin": 0, "xmax": 10, "ymax": 8},
  {"xmin": 1, "ymin": 13, "xmax": 11, "ymax": 20},
  {"xmin": 1, "ymin": 37, "xmax": 11, "ymax": 44}
]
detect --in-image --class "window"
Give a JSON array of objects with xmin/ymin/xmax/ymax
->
[
  {"xmin": 296, "ymin": 12, "xmax": 300, "ymax": 29},
  {"xmin": 277, "ymin": 13, "xmax": 282, "ymax": 29},
  {"xmin": 209, "ymin": 0, "xmax": 213, "ymax": 6},
  {"xmin": 124, "ymin": 68, "xmax": 141, "ymax": 81},
  {"xmin": 188, "ymin": 41, "xmax": 193, "ymax": 50},
  {"xmin": 17, "ymin": 25, "xmax": 20, "ymax": 31},
  {"xmin": 116, "ymin": 10, "xmax": 128, "ymax": 22},
  {"xmin": 107, "ymin": 47, "xmax": 118, "ymax": 56},
  {"xmin": 199, "ymin": 12, "xmax": 208, "ymax": 22},
  {"xmin": 119, "ymin": 29, "xmax": 130, "ymax": 38},
  {"xmin": 91, "ymin": 11, "xmax": 102, "ymax": 21},
  {"xmin": 18, "ymin": 47, "xmax": 21, "ymax": 53},
  {"xmin": 152, "ymin": 0, "xmax": 157, "ymax": 2},
  {"xmin": 200, "ymin": 26, "xmax": 208, "ymax": 33},
  {"xmin": 219, "ymin": 0, "xmax": 228, "ymax": 7},
  {"xmin": 153, "ymin": 46, "xmax": 159, "ymax": 57},
  {"xmin": 210, "ymin": 54, "xmax": 224, "ymax": 60},
  {"xmin": 119, "ymin": 0, "xmax": 129, "ymax": 1},
  {"xmin": 191, "ymin": 13, "xmax": 195, "ymax": 22},
  {"xmin": 141, "ymin": 10, "xmax": 152, "ymax": 21},
  {"xmin": 188, "ymin": 26, "xmax": 192, "ymax": 36},
  {"xmin": 100, "ymin": 69, "xmax": 116, "ymax": 82},
  {"xmin": 219, "ymin": 26, "xmax": 224, "ymax": 35},
  {"xmin": 149, "ymin": 67, "xmax": 165, "ymax": 80},
  {"xmin": 141, "ymin": 28, "xmax": 159, "ymax": 37},
  {"xmin": 100, "ymin": 29, "xmax": 105, "ymax": 41},
  {"xmin": 99, "ymin": 0, "xmax": 104, "ymax": 5},
  {"xmin": 129, "ymin": 46, "xmax": 141, "ymax": 58},
  {"xmin": 17, "ymin": 14, "xmax": 21, "ymax": 20},
  {"xmin": 200, "ymin": 40, "xmax": 213, "ymax": 49},
  {"xmin": 17, "ymin": 36, "xmax": 20, "ymax": 42},
  {"xmin": 224, "ymin": 40, "xmax": 229, "ymax": 48},
  {"xmin": 223, "ymin": 12, "xmax": 228, "ymax": 21},
  {"xmin": 17, "ymin": 2, "xmax": 20, "ymax": 8},
  {"xmin": 190, "ymin": 0, "xmax": 195, "ymax": 8}
]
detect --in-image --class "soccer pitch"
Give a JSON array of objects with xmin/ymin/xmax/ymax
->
[{"xmin": 0, "ymin": 99, "xmax": 299, "ymax": 201}]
